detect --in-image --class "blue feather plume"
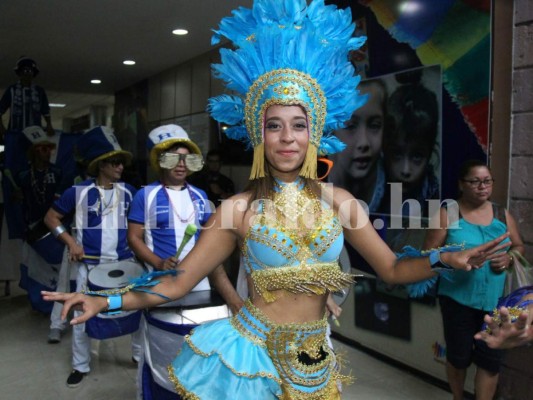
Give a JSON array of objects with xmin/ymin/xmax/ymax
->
[
  {"xmin": 397, "ymin": 245, "xmax": 462, "ymax": 298},
  {"xmin": 225, "ymin": 126, "xmax": 250, "ymax": 145},
  {"xmin": 318, "ymin": 134, "xmax": 346, "ymax": 155},
  {"xmin": 128, "ymin": 270, "xmax": 177, "ymax": 288},
  {"xmin": 207, "ymin": 95, "xmax": 244, "ymax": 125},
  {"xmin": 128, "ymin": 270, "xmax": 178, "ymax": 301}
]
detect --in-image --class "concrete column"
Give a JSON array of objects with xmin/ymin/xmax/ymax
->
[{"xmin": 497, "ymin": 0, "xmax": 533, "ymax": 397}]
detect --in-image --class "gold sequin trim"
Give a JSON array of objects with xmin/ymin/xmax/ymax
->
[
  {"xmin": 232, "ymin": 300, "xmax": 330, "ymax": 338},
  {"xmin": 251, "ymin": 262, "xmax": 355, "ymax": 303},
  {"xmin": 168, "ymin": 364, "xmax": 201, "ymax": 400},
  {"xmin": 484, "ymin": 306, "xmax": 528, "ymax": 334},
  {"xmin": 245, "ymin": 68, "xmax": 326, "ymax": 148},
  {"xmin": 182, "ymin": 331, "xmax": 282, "ymax": 384}
]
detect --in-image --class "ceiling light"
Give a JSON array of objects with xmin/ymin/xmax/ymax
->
[
  {"xmin": 49, "ymin": 103, "xmax": 66, "ymax": 108},
  {"xmin": 399, "ymin": 1, "xmax": 422, "ymax": 14},
  {"xmin": 91, "ymin": 79, "xmax": 101, "ymax": 84},
  {"xmin": 172, "ymin": 28, "xmax": 188, "ymax": 36},
  {"xmin": 123, "ymin": 60, "xmax": 136, "ymax": 65}
]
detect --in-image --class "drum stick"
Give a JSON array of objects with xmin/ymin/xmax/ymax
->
[
  {"xmin": 175, "ymin": 224, "xmax": 198, "ymax": 260},
  {"xmin": 82, "ymin": 255, "xmax": 119, "ymax": 261}
]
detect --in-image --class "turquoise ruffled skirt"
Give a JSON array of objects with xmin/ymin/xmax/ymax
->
[{"xmin": 169, "ymin": 300, "xmax": 345, "ymax": 399}]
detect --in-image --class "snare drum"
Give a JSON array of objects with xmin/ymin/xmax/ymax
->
[
  {"xmin": 142, "ymin": 290, "xmax": 230, "ymax": 396},
  {"xmin": 85, "ymin": 259, "xmax": 146, "ymax": 340}
]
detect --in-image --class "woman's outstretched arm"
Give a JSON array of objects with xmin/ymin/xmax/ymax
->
[
  {"xmin": 332, "ymin": 187, "xmax": 510, "ymax": 284},
  {"xmin": 43, "ymin": 197, "xmax": 243, "ymax": 324}
]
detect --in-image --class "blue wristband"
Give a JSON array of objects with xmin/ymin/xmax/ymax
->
[
  {"xmin": 429, "ymin": 250, "xmax": 440, "ymax": 267},
  {"xmin": 429, "ymin": 250, "xmax": 454, "ymax": 273},
  {"xmin": 106, "ymin": 295, "xmax": 122, "ymax": 315}
]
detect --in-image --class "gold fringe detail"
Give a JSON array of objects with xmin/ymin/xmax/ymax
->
[
  {"xmin": 250, "ymin": 262, "xmax": 355, "ymax": 303},
  {"xmin": 299, "ymin": 145, "xmax": 317, "ymax": 179},
  {"xmin": 250, "ymin": 142, "xmax": 266, "ymax": 180}
]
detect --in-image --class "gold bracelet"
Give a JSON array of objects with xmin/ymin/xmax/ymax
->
[{"xmin": 508, "ymin": 253, "xmax": 514, "ymax": 267}]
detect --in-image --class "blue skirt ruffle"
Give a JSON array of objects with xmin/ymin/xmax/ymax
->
[
  {"xmin": 169, "ymin": 316, "xmax": 282, "ymax": 399},
  {"xmin": 168, "ymin": 300, "xmax": 343, "ymax": 399}
]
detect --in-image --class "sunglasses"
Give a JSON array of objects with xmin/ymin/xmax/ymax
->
[
  {"xmin": 159, "ymin": 153, "xmax": 204, "ymax": 172},
  {"xmin": 317, "ymin": 157, "xmax": 333, "ymax": 181}
]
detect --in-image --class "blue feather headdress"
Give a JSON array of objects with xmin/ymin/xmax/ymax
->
[{"xmin": 208, "ymin": 0, "xmax": 367, "ymax": 179}]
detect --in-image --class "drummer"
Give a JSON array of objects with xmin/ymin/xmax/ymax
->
[
  {"xmin": 127, "ymin": 125, "xmax": 243, "ymax": 397},
  {"xmin": 44, "ymin": 126, "xmax": 142, "ymax": 388},
  {"xmin": 16, "ymin": 126, "xmax": 61, "ymax": 238},
  {"xmin": 15, "ymin": 126, "xmax": 63, "ymax": 312}
]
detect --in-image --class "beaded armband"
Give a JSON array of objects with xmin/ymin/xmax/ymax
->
[
  {"xmin": 250, "ymin": 262, "xmax": 355, "ymax": 303},
  {"xmin": 483, "ymin": 285, "xmax": 533, "ymax": 333},
  {"xmin": 398, "ymin": 244, "xmax": 464, "ymax": 298},
  {"xmin": 82, "ymin": 270, "xmax": 179, "ymax": 306}
]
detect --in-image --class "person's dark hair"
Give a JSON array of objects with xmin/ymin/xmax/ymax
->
[
  {"xmin": 384, "ymin": 72, "xmax": 438, "ymax": 157},
  {"xmin": 458, "ymin": 159, "xmax": 491, "ymax": 180},
  {"xmin": 358, "ymin": 79, "xmax": 388, "ymax": 117},
  {"xmin": 206, "ymin": 149, "xmax": 222, "ymax": 160}
]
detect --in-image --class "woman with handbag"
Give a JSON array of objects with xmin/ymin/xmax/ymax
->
[{"xmin": 424, "ymin": 159, "xmax": 525, "ymax": 400}]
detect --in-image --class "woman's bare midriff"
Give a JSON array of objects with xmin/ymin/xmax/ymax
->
[{"xmin": 250, "ymin": 288, "xmax": 328, "ymax": 324}]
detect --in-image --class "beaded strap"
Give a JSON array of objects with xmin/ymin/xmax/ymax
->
[{"xmin": 399, "ymin": 244, "xmax": 464, "ymax": 298}]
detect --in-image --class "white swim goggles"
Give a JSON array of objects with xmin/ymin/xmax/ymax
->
[{"xmin": 158, "ymin": 152, "xmax": 204, "ymax": 171}]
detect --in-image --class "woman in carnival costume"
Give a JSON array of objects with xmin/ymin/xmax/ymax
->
[{"xmin": 44, "ymin": 1, "xmax": 510, "ymax": 398}]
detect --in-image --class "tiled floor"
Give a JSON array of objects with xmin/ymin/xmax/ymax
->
[{"xmin": 0, "ymin": 282, "xmax": 452, "ymax": 400}]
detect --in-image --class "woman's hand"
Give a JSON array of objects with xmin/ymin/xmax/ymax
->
[
  {"xmin": 489, "ymin": 252, "xmax": 513, "ymax": 274},
  {"xmin": 228, "ymin": 298, "xmax": 245, "ymax": 315},
  {"xmin": 474, "ymin": 306, "xmax": 533, "ymax": 349},
  {"xmin": 441, "ymin": 232, "xmax": 510, "ymax": 271},
  {"xmin": 326, "ymin": 294, "xmax": 342, "ymax": 319},
  {"xmin": 41, "ymin": 291, "xmax": 107, "ymax": 324}
]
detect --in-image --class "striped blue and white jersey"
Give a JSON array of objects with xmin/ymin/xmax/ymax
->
[
  {"xmin": 128, "ymin": 181, "xmax": 212, "ymax": 265},
  {"xmin": 0, "ymin": 83, "xmax": 51, "ymax": 130},
  {"xmin": 52, "ymin": 179, "xmax": 136, "ymax": 263}
]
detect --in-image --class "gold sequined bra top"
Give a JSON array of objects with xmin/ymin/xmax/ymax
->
[{"xmin": 242, "ymin": 179, "xmax": 355, "ymax": 302}]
